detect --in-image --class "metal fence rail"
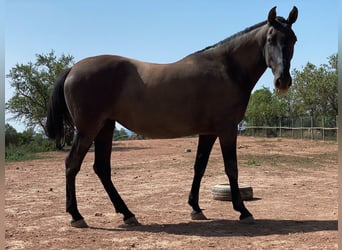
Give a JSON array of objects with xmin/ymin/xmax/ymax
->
[{"xmin": 240, "ymin": 116, "xmax": 338, "ymax": 141}]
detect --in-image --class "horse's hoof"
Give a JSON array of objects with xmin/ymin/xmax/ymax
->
[
  {"xmin": 124, "ymin": 216, "xmax": 141, "ymax": 226},
  {"xmin": 70, "ymin": 219, "xmax": 88, "ymax": 228},
  {"xmin": 239, "ymin": 216, "xmax": 256, "ymax": 225},
  {"xmin": 191, "ymin": 211, "xmax": 208, "ymax": 220}
]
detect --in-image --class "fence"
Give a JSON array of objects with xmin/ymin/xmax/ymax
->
[{"xmin": 240, "ymin": 116, "xmax": 338, "ymax": 141}]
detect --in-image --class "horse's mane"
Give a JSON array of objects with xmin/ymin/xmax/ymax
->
[{"xmin": 194, "ymin": 20, "xmax": 268, "ymax": 54}]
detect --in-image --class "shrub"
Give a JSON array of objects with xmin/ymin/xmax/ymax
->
[{"xmin": 5, "ymin": 129, "xmax": 55, "ymax": 162}]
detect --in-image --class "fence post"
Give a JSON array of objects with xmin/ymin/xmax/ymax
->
[
  {"xmin": 244, "ymin": 116, "xmax": 337, "ymax": 141},
  {"xmin": 311, "ymin": 116, "xmax": 313, "ymax": 140},
  {"xmin": 301, "ymin": 117, "xmax": 303, "ymax": 139},
  {"xmin": 252, "ymin": 119, "xmax": 254, "ymax": 137},
  {"xmin": 322, "ymin": 116, "xmax": 325, "ymax": 141},
  {"xmin": 264, "ymin": 119, "xmax": 267, "ymax": 137},
  {"xmin": 336, "ymin": 115, "xmax": 338, "ymax": 142}
]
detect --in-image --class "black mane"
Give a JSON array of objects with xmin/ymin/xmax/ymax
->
[
  {"xmin": 194, "ymin": 16, "xmax": 294, "ymax": 55},
  {"xmin": 194, "ymin": 20, "xmax": 268, "ymax": 54}
]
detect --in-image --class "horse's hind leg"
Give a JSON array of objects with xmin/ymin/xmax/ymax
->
[
  {"xmin": 65, "ymin": 133, "xmax": 93, "ymax": 228},
  {"xmin": 93, "ymin": 120, "xmax": 138, "ymax": 225}
]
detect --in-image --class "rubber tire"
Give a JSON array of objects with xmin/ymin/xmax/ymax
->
[{"xmin": 211, "ymin": 183, "xmax": 253, "ymax": 201}]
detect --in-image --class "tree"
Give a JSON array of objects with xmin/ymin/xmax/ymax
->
[
  {"xmin": 113, "ymin": 128, "xmax": 129, "ymax": 140},
  {"xmin": 289, "ymin": 53, "xmax": 338, "ymax": 117},
  {"xmin": 5, "ymin": 123, "xmax": 18, "ymax": 147},
  {"xmin": 245, "ymin": 87, "xmax": 284, "ymax": 126},
  {"xmin": 246, "ymin": 53, "xmax": 338, "ymax": 127},
  {"xmin": 6, "ymin": 50, "xmax": 74, "ymax": 134}
]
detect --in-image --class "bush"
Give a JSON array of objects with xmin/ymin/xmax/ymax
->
[
  {"xmin": 5, "ymin": 126, "xmax": 55, "ymax": 162},
  {"xmin": 5, "ymin": 145, "xmax": 38, "ymax": 162}
]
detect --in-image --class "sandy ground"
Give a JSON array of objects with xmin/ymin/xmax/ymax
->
[{"xmin": 5, "ymin": 136, "xmax": 338, "ymax": 249}]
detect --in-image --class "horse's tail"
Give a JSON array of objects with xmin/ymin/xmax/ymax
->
[{"xmin": 46, "ymin": 68, "xmax": 73, "ymax": 147}]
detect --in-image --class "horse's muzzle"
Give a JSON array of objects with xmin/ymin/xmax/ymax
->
[{"xmin": 274, "ymin": 75, "xmax": 292, "ymax": 94}]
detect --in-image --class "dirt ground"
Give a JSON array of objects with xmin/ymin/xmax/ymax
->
[{"xmin": 5, "ymin": 137, "xmax": 338, "ymax": 249}]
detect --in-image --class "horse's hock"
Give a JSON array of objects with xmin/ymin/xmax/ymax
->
[{"xmin": 211, "ymin": 183, "xmax": 253, "ymax": 201}]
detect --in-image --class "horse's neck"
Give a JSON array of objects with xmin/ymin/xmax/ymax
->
[{"xmin": 212, "ymin": 24, "xmax": 269, "ymax": 92}]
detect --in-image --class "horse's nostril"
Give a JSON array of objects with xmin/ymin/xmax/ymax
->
[{"xmin": 275, "ymin": 78, "xmax": 281, "ymax": 88}]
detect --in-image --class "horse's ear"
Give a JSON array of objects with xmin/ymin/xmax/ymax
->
[
  {"xmin": 287, "ymin": 6, "xmax": 298, "ymax": 25},
  {"xmin": 268, "ymin": 6, "xmax": 277, "ymax": 25}
]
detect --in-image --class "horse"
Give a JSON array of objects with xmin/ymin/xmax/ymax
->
[{"xmin": 46, "ymin": 6, "xmax": 298, "ymax": 228}]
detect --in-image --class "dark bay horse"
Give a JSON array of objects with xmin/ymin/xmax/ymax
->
[{"xmin": 46, "ymin": 6, "xmax": 298, "ymax": 228}]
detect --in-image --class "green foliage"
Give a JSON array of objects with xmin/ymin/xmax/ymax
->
[
  {"xmin": 281, "ymin": 53, "xmax": 338, "ymax": 118},
  {"xmin": 5, "ymin": 145, "xmax": 40, "ymax": 162},
  {"xmin": 245, "ymin": 159, "xmax": 261, "ymax": 167},
  {"xmin": 6, "ymin": 50, "xmax": 74, "ymax": 134},
  {"xmin": 5, "ymin": 123, "xmax": 18, "ymax": 147},
  {"xmin": 130, "ymin": 133, "xmax": 147, "ymax": 140},
  {"xmin": 113, "ymin": 128, "xmax": 130, "ymax": 140},
  {"xmin": 245, "ymin": 53, "xmax": 338, "ymax": 124},
  {"xmin": 112, "ymin": 128, "xmax": 147, "ymax": 140},
  {"xmin": 245, "ymin": 87, "xmax": 283, "ymax": 125},
  {"xmin": 5, "ymin": 139, "xmax": 54, "ymax": 162},
  {"xmin": 5, "ymin": 124, "xmax": 54, "ymax": 162}
]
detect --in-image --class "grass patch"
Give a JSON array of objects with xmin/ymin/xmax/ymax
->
[
  {"xmin": 5, "ymin": 139, "xmax": 54, "ymax": 162},
  {"xmin": 239, "ymin": 151, "xmax": 337, "ymax": 170},
  {"xmin": 5, "ymin": 145, "xmax": 42, "ymax": 162},
  {"xmin": 245, "ymin": 159, "xmax": 261, "ymax": 167}
]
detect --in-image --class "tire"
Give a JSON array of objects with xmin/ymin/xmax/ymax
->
[{"xmin": 211, "ymin": 183, "xmax": 253, "ymax": 201}]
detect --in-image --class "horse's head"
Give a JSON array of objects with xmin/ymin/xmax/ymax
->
[{"xmin": 264, "ymin": 6, "xmax": 298, "ymax": 94}]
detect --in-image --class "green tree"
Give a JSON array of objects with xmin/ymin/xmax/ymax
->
[
  {"xmin": 6, "ymin": 50, "xmax": 74, "ymax": 134},
  {"xmin": 113, "ymin": 128, "xmax": 129, "ymax": 140},
  {"xmin": 245, "ymin": 87, "xmax": 283, "ymax": 126},
  {"xmin": 5, "ymin": 123, "xmax": 18, "ymax": 147},
  {"xmin": 289, "ymin": 53, "xmax": 338, "ymax": 117},
  {"xmin": 246, "ymin": 53, "xmax": 338, "ymax": 127},
  {"xmin": 17, "ymin": 128, "xmax": 35, "ymax": 146}
]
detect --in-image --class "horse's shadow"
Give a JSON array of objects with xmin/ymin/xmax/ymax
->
[{"xmin": 90, "ymin": 219, "xmax": 337, "ymax": 237}]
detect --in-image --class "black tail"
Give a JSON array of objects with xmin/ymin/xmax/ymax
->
[{"xmin": 46, "ymin": 68, "xmax": 73, "ymax": 147}]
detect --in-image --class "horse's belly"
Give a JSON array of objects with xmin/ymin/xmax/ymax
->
[{"xmin": 115, "ymin": 107, "xmax": 212, "ymax": 139}]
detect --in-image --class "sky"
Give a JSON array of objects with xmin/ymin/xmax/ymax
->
[{"xmin": 5, "ymin": 1, "xmax": 338, "ymax": 132}]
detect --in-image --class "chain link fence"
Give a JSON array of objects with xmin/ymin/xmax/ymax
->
[{"xmin": 240, "ymin": 116, "xmax": 338, "ymax": 141}]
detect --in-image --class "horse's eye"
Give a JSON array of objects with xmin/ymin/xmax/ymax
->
[{"xmin": 267, "ymin": 37, "xmax": 276, "ymax": 45}]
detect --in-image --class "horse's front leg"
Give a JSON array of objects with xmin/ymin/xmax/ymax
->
[
  {"xmin": 188, "ymin": 134, "xmax": 217, "ymax": 220},
  {"xmin": 218, "ymin": 131, "xmax": 254, "ymax": 223}
]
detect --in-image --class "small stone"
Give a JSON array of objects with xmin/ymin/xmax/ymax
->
[{"xmin": 208, "ymin": 242, "xmax": 216, "ymax": 248}]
